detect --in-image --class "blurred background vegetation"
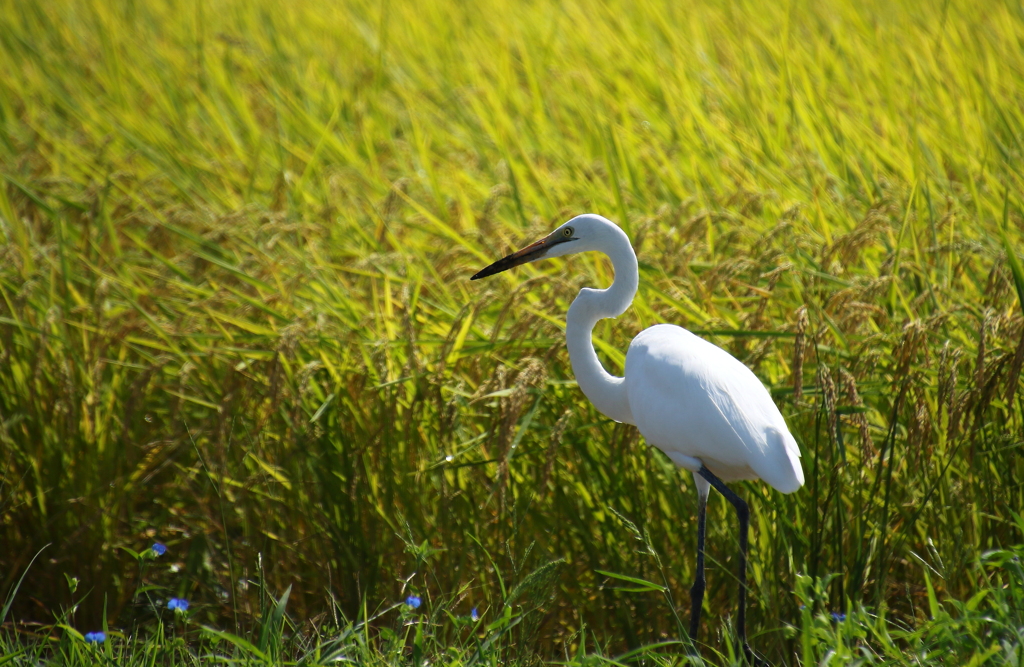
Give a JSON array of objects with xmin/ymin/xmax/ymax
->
[{"xmin": 1, "ymin": 0, "xmax": 1023, "ymax": 662}]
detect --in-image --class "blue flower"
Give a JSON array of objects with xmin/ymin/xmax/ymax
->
[
  {"xmin": 84, "ymin": 631, "xmax": 106, "ymax": 644},
  {"xmin": 151, "ymin": 543, "xmax": 167, "ymax": 556},
  {"xmin": 405, "ymin": 595, "xmax": 421, "ymax": 609},
  {"xmin": 831, "ymin": 611, "xmax": 846, "ymax": 622},
  {"xmin": 470, "ymin": 607, "xmax": 479, "ymax": 622},
  {"xmin": 167, "ymin": 598, "xmax": 189, "ymax": 611}
]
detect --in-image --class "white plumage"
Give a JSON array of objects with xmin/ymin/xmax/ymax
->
[{"xmin": 626, "ymin": 324, "xmax": 803, "ymax": 492}]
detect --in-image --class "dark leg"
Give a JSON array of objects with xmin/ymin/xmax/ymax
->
[
  {"xmin": 688, "ymin": 490, "xmax": 708, "ymax": 643},
  {"xmin": 697, "ymin": 465, "xmax": 767, "ymax": 666}
]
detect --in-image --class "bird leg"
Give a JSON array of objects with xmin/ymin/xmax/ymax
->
[
  {"xmin": 688, "ymin": 489, "xmax": 708, "ymax": 644},
  {"xmin": 696, "ymin": 465, "xmax": 767, "ymax": 666}
]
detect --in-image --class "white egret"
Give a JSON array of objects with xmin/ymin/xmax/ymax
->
[{"xmin": 471, "ymin": 214, "xmax": 803, "ymax": 663}]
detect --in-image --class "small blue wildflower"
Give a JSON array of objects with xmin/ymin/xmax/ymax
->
[
  {"xmin": 151, "ymin": 543, "xmax": 167, "ymax": 557},
  {"xmin": 405, "ymin": 595, "xmax": 421, "ymax": 609},
  {"xmin": 831, "ymin": 611, "xmax": 846, "ymax": 622},
  {"xmin": 470, "ymin": 607, "xmax": 479, "ymax": 622},
  {"xmin": 167, "ymin": 598, "xmax": 189, "ymax": 611},
  {"xmin": 84, "ymin": 631, "xmax": 106, "ymax": 644}
]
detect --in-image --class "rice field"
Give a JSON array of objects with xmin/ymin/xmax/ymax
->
[{"xmin": 2, "ymin": 0, "xmax": 1024, "ymax": 664}]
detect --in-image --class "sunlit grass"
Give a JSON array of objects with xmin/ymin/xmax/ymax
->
[{"xmin": 1, "ymin": 0, "xmax": 1023, "ymax": 663}]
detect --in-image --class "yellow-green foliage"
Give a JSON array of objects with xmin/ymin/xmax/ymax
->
[{"xmin": 1, "ymin": 0, "xmax": 1023, "ymax": 661}]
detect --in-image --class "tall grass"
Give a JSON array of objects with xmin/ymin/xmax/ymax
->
[{"xmin": 1, "ymin": 0, "xmax": 1023, "ymax": 662}]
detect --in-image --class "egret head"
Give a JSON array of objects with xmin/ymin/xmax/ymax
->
[{"xmin": 470, "ymin": 214, "xmax": 620, "ymax": 280}]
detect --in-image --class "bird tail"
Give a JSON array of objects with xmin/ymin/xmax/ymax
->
[{"xmin": 759, "ymin": 426, "xmax": 805, "ymax": 493}]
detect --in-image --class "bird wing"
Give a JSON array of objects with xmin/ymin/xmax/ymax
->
[{"xmin": 624, "ymin": 324, "xmax": 803, "ymax": 493}]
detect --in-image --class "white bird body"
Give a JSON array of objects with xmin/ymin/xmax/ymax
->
[
  {"xmin": 471, "ymin": 213, "xmax": 803, "ymax": 661},
  {"xmin": 624, "ymin": 324, "xmax": 803, "ymax": 492}
]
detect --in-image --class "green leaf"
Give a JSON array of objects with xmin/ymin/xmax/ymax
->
[
  {"xmin": 1001, "ymin": 191, "xmax": 1024, "ymax": 318},
  {"xmin": 923, "ymin": 567, "xmax": 939, "ymax": 620},
  {"xmin": 1, "ymin": 544, "xmax": 48, "ymax": 626},
  {"xmin": 201, "ymin": 626, "xmax": 269, "ymax": 661},
  {"xmin": 258, "ymin": 584, "xmax": 292, "ymax": 654},
  {"xmin": 309, "ymin": 393, "xmax": 336, "ymax": 422},
  {"xmin": 594, "ymin": 570, "xmax": 667, "ymax": 593}
]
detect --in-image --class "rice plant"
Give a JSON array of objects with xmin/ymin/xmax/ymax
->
[{"xmin": 1, "ymin": 0, "xmax": 1023, "ymax": 663}]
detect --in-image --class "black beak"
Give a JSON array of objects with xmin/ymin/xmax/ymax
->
[{"xmin": 471, "ymin": 233, "xmax": 574, "ymax": 280}]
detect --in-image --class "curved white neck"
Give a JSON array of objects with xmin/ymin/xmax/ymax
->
[{"xmin": 564, "ymin": 230, "xmax": 638, "ymax": 425}]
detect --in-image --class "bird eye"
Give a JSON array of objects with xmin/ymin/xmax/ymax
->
[{"xmin": 563, "ymin": 227, "xmax": 573, "ymax": 237}]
